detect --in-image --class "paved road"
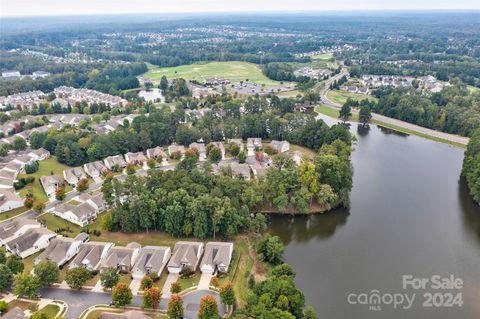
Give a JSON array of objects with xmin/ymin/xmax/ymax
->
[{"xmin": 319, "ymin": 68, "xmax": 470, "ymax": 146}]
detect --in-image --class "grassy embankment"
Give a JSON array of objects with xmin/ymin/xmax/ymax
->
[
  {"xmin": 326, "ymin": 89, "xmax": 378, "ymax": 105},
  {"xmin": 315, "ymin": 105, "xmax": 466, "ymax": 148}
]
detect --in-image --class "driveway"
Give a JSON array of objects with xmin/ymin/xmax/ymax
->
[
  {"xmin": 197, "ymin": 272, "xmax": 212, "ymax": 290},
  {"xmin": 129, "ymin": 277, "xmax": 142, "ymax": 295},
  {"xmin": 161, "ymin": 273, "xmax": 179, "ymax": 298}
]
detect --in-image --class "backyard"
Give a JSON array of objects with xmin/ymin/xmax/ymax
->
[{"xmin": 326, "ymin": 89, "xmax": 378, "ymax": 105}]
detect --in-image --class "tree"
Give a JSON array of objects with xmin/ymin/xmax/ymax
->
[
  {"xmin": 359, "ymin": 105, "xmax": 372, "ymax": 125},
  {"xmin": 0, "ymin": 300, "xmax": 8, "ymax": 314},
  {"xmin": 65, "ymin": 267, "xmax": 92, "ymax": 289},
  {"xmin": 167, "ymin": 295, "xmax": 184, "ymax": 319},
  {"xmin": 210, "ymin": 276, "xmax": 219, "ymax": 288},
  {"xmin": 0, "ymin": 264, "xmax": 13, "ymax": 291},
  {"xmin": 0, "ymin": 248, "xmax": 6, "ymax": 264},
  {"xmin": 220, "ymin": 282, "xmax": 235, "ymax": 310},
  {"xmin": 238, "ymin": 151, "xmax": 247, "ymax": 163},
  {"xmin": 112, "ymin": 283, "xmax": 132, "ymax": 307},
  {"xmin": 304, "ymin": 306, "xmax": 319, "ymax": 319},
  {"xmin": 270, "ymin": 263, "xmax": 296, "ymax": 279},
  {"xmin": 13, "ymin": 272, "xmax": 40, "ymax": 299},
  {"xmin": 12, "ymin": 137, "xmax": 27, "ymax": 151},
  {"xmin": 140, "ymin": 275, "xmax": 153, "ymax": 290},
  {"xmin": 76, "ymin": 178, "xmax": 89, "ymax": 192},
  {"xmin": 34, "ymin": 260, "xmax": 59, "ymax": 286},
  {"xmin": 33, "ymin": 201, "xmax": 45, "ymax": 213},
  {"xmin": 142, "ymin": 286, "xmax": 162, "ymax": 309},
  {"xmin": 208, "ymin": 146, "xmax": 222, "ymax": 163},
  {"xmin": 6, "ymin": 255, "xmax": 24, "ymax": 274},
  {"xmin": 257, "ymin": 234, "xmax": 284, "ymax": 265},
  {"xmin": 170, "ymin": 281, "xmax": 182, "ymax": 294},
  {"xmin": 198, "ymin": 295, "xmax": 219, "ymax": 319},
  {"xmin": 29, "ymin": 312, "xmax": 48, "ymax": 319},
  {"xmin": 339, "ymin": 103, "xmax": 352, "ymax": 122},
  {"xmin": 160, "ymin": 75, "xmax": 169, "ymax": 91},
  {"xmin": 55, "ymin": 187, "xmax": 66, "ymax": 201},
  {"xmin": 100, "ymin": 267, "xmax": 119, "ymax": 289}
]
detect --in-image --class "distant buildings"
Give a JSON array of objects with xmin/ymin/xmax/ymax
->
[{"xmin": 54, "ymin": 86, "xmax": 128, "ymax": 108}]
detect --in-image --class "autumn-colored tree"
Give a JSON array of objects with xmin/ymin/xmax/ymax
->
[
  {"xmin": 255, "ymin": 151, "xmax": 265, "ymax": 162},
  {"xmin": 220, "ymin": 282, "xmax": 235, "ymax": 309},
  {"xmin": 167, "ymin": 295, "xmax": 184, "ymax": 319},
  {"xmin": 210, "ymin": 276, "xmax": 219, "ymax": 288},
  {"xmin": 170, "ymin": 281, "xmax": 182, "ymax": 294},
  {"xmin": 76, "ymin": 178, "xmax": 89, "ymax": 192},
  {"xmin": 140, "ymin": 276, "xmax": 153, "ymax": 290},
  {"xmin": 142, "ymin": 286, "xmax": 162, "ymax": 309},
  {"xmin": 112, "ymin": 284, "xmax": 132, "ymax": 307},
  {"xmin": 198, "ymin": 295, "xmax": 219, "ymax": 319},
  {"xmin": 55, "ymin": 187, "xmax": 66, "ymax": 201}
]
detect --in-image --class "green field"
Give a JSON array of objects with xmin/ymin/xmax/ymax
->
[
  {"xmin": 326, "ymin": 90, "xmax": 378, "ymax": 105},
  {"xmin": 37, "ymin": 304, "xmax": 60, "ymax": 318},
  {"xmin": 144, "ymin": 61, "xmax": 284, "ymax": 87},
  {"xmin": 17, "ymin": 157, "xmax": 72, "ymax": 203}
]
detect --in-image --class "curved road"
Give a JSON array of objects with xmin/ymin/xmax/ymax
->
[{"xmin": 320, "ymin": 68, "xmax": 470, "ymax": 146}]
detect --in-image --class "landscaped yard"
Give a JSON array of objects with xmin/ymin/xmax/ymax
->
[
  {"xmin": 315, "ymin": 105, "xmax": 359, "ymax": 122},
  {"xmin": 177, "ymin": 272, "xmax": 201, "ymax": 290},
  {"xmin": 8, "ymin": 300, "xmax": 38, "ymax": 312},
  {"xmin": 326, "ymin": 90, "xmax": 378, "ymax": 105},
  {"xmin": 0, "ymin": 206, "xmax": 28, "ymax": 221},
  {"xmin": 144, "ymin": 61, "xmax": 284, "ymax": 87},
  {"xmin": 37, "ymin": 304, "xmax": 60, "ymax": 317},
  {"xmin": 84, "ymin": 308, "xmax": 166, "ymax": 319},
  {"xmin": 17, "ymin": 157, "xmax": 72, "ymax": 203}
]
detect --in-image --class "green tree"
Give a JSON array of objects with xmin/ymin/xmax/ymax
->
[
  {"xmin": 0, "ymin": 264, "xmax": 13, "ymax": 291},
  {"xmin": 167, "ymin": 295, "xmax": 184, "ymax": 319},
  {"xmin": 65, "ymin": 267, "xmax": 92, "ymax": 289},
  {"xmin": 220, "ymin": 282, "xmax": 235, "ymax": 310},
  {"xmin": 339, "ymin": 103, "xmax": 352, "ymax": 122},
  {"xmin": 76, "ymin": 178, "xmax": 89, "ymax": 192},
  {"xmin": 208, "ymin": 146, "xmax": 222, "ymax": 163},
  {"xmin": 112, "ymin": 283, "xmax": 133, "ymax": 307},
  {"xmin": 359, "ymin": 105, "xmax": 372, "ymax": 125},
  {"xmin": 170, "ymin": 281, "xmax": 182, "ymax": 294},
  {"xmin": 160, "ymin": 75, "xmax": 169, "ymax": 91},
  {"xmin": 238, "ymin": 151, "xmax": 247, "ymax": 163},
  {"xmin": 6, "ymin": 255, "xmax": 24, "ymax": 274},
  {"xmin": 198, "ymin": 295, "xmax": 219, "ymax": 319},
  {"xmin": 258, "ymin": 234, "xmax": 284, "ymax": 265},
  {"xmin": 140, "ymin": 276, "xmax": 153, "ymax": 290},
  {"xmin": 13, "ymin": 272, "xmax": 40, "ymax": 298},
  {"xmin": 304, "ymin": 306, "xmax": 319, "ymax": 319},
  {"xmin": 142, "ymin": 286, "xmax": 162, "ymax": 309},
  {"xmin": 55, "ymin": 187, "xmax": 66, "ymax": 201},
  {"xmin": 0, "ymin": 300, "xmax": 8, "ymax": 314},
  {"xmin": 12, "ymin": 137, "xmax": 27, "ymax": 151},
  {"xmin": 29, "ymin": 312, "xmax": 48, "ymax": 319},
  {"xmin": 100, "ymin": 267, "xmax": 119, "ymax": 289},
  {"xmin": 34, "ymin": 260, "xmax": 59, "ymax": 286},
  {"xmin": 0, "ymin": 248, "xmax": 7, "ymax": 264}
]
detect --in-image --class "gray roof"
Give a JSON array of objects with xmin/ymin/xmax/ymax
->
[
  {"xmin": 201, "ymin": 242, "xmax": 233, "ymax": 269},
  {"xmin": 132, "ymin": 246, "xmax": 170, "ymax": 275},
  {"xmin": 168, "ymin": 241, "xmax": 203, "ymax": 268},
  {"xmin": 189, "ymin": 142, "xmax": 206, "ymax": 153},
  {"xmin": 35, "ymin": 237, "xmax": 75, "ymax": 264},
  {"xmin": 70, "ymin": 241, "xmax": 110, "ymax": 269},
  {"xmin": 0, "ymin": 218, "xmax": 40, "ymax": 241},
  {"xmin": 102, "ymin": 246, "xmax": 137, "ymax": 269},
  {"xmin": 6, "ymin": 227, "xmax": 55, "ymax": 254},
  {"xmin": 2, "ymin": 307, "xmax": 25, "ymax": 319}
]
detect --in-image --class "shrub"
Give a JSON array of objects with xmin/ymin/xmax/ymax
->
[{"xmin": 170, "ymin": 281, "xmax": 182, "ymax": 294}]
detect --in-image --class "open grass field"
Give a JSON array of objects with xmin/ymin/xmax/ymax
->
[
  {"xmin": 326, "ymin": 90, "xmax": 378, "ymax": 105},
  {"xmin": 0, "ymin": 206, "xmax": 28, "ymax": 221},
  {"xmin": 17, "ymin": 157, "xmax": 72, "ymax": 203},
  {"xmin": 38, "ymin": 304, "xmax": 60, "ymax": 317},
  {"xmin": 144, "ymin": 61, "xmax": 283, "ymax": 87}
]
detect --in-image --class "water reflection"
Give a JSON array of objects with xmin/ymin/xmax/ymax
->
[{"xmin": 459, "ymin": 177, "xmax": 480, "ymax": 242}]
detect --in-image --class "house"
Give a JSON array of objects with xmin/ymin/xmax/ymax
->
[
  {"xmin": 0, "ymin": 168, "xmax": 17, "ymax": 181},
  {"xmin": 76, "ymin": 191, "xmax": 106, "ymax": 213},
  {"xmin": 104, "ymin": 155, "xmax": 127, "ymax": 170},
  {"xmin": 250, "ymin": 162, "xmax": 269, "ymax": 178},
  {"xmin": 200, "ymin": 242, "xmax": 234, "ymax": 274},
  {"xmin": 101, "ymin": 242, "xmax": 141, "ymax": 273},
  {"xmin": 131, "ymin": 246, "xmax": 171, "ymax": 279},
  {"xmin": 0, "ymin": 189, "xmax": 24, "ymax": 213},
  {"xmin": 189, "ymin": 142, "xmax": 207, "ymax": 161},
  {"xmin": 27, "ymin": 148, "xmax": 51, "ymax": 161},
  {"xmin": 3, "ymin": 161, "xmax": 24, "ymax": 175},
  {"xmin": 0, "ymin": 218, "xmax": 41, "ymax": 246},
  {"xmin": 230, "ymin": 163, "xmax": 251, "ymax": 180},
  {"xmin": 270, "ymin": 140, "xmax": 290, "ymax": 153},
  {"xmin": 12, "ymin": 154, "xmax": 35, "ymax": 167},
  {"xmin": 124, "ymin": 152, "xmax": 147, "ymax": 165},
  {"xmin": 227, "ymin": 138, "xmax": 244, "ymax": 152},
  {"xmin": 1, "ymin": 307, "xmax": 26, "ymax": 319},
  {"xmin": 69, "ymin": 241, "xmax": 114, "ymax": 271},
  {"xmin": 2, "ymin": 70, "xmax": 21, "ymax": 79},
  {"xmin": 146, "ymin": 146, "xmax": 167, "ymax": 162},
  {"xmin": 168, "ymin": 144, "xmax": 185, "ymax": 158},
  {"xmin": 32, "ymin": 71, "xmax": 51, "ymax": 79},
  {"xmin": 84, "ymin": 161, "xmax": 108, "ymax": 178},
  {"xmin": 210, "ymin": 141, "xmax": 226, "ymax": 159},
  {"xmin": 247, "ymin": 138, "xmax": 262, "ymax": 156},
  {"xmin": 99, "ymin": 311, "xmax": 150, "ymax": 319},
  {"xmin": 51, "ymin": 202, "xmax": 98, "ymax": 227},
  {"xmin": 63, "ymin": 167, "xmax": 87, "ymax": 187},
  {"xmin": 40, "ymin": 175, "xmax": 63, "ymax": 197},
  {"xmin": 5, "ymin": 227, "xmax": 56, "ymax": 258},
  {"xmin": 0, "ymin": 178, "xmax": 14, "ymax": 189},
  {"xmin": 35, "ymin": 233, "xmax": 89, "ymax": 267},
  {"xmin": 167, "ymin": 241, "xmax": 204, "ymax": 274}
]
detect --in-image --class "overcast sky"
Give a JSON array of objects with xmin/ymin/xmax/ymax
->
[{"xmin": 1, "ymin": 0, "xmax": 479, "ymax": 17}]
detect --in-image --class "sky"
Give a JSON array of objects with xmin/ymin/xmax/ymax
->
[{"xmin": 1, "ymin": 0, "xmax": 479, "ymax": 17}]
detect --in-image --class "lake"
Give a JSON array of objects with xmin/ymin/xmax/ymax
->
[{"xmin": 269, "ymin": 116, "xmax": 480, "ymax": 319}]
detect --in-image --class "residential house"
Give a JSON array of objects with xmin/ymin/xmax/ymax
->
[
  {"xmin": 0, "ymin": 178, "xmax": 14, "ymax": 189},
  {"xmin": 5, "ymin": 227, "xmax": 56, "ymax": 258},
  {"xmin": 101, "ymin": 242, "xmax": 141, "ymax": 274},
  {"xmin": 0, "ymin": 168, "xmax": 17, "ymax": 181},
  {"xmin": 40, "ymin": 175, "xmax": 63, "ymax": 198},
  {"xmin": 32, "ymin": 71, "xmax": 51, "ymax": 79},
  {"xmin": 76, "ymin": 191, "xmax": 106, "ymax": 213},
  {"xmin": 124, "ymin": 152, "xmax": 147, "ymax": 165},
  {"xmin": 12, "ymin": 154, "xmax": 35, "ymax": 167},
  {"xmin": 69, "ymin": 241, "xmax": 114, "ymax": 271},
  {"xmin": 27, "ymin": 148, "xmax": 51, "ymax": 161},
  {"xmin": 0, "ymin": 189, "xmax": 24, "ymax": 213},
  {"xmin": 168, "ymin": 144, "xmax": 185, "ymax": 158},
  {"xmin": 210, "ymin": 141, "xmax": 226, "ymax": 159},
  {"xmin": 51, "ymin": 202, "xmax": 98, "ymax": 227},
  {"xmin": 1, "ymin": 307, "xmax": 26, "ymax": 319},
  {"xmin": 247, "ymin": 138, "xmax": 262, "ymax": 156},
  {"xmin": 3, "ymin": 161, "xmax": 24, "ymax": 175},
  {"xmin": 0, "ymin": 218, "xmax": 41, "ymax": 246},
  {"xmin": 189, "ymin": 142, "xmax": 207, "ymax": 161},
  {"xmin": 84, "ymin": 161, "xmax": 108, "ymax": 178},
  {"xmin": 146, "ymin": 146, "xmax": 167, "ymax": 162},
  {"xmin": 250, "ymin": 162, "xmax": 269, "ymax": 178},
  {"xmin": 63, "ymin": 167, "xmax": 87, "ymax": 187},
  {"xmin": 99, "ymin": 311, "xmax": 150, "ymax": 319},
  {"xmin": 270, "ymin": 140, "xmax": 290, "ymax": 153},
  {"xmin": 131, "ymin": 246, "xmax": 171, "ymax": 279},
  {"xmin": 227, "ymin": 138, "xmax": 244, "ymax": 152},
  {"xmin": 35, "ymin": 233, "xmax": 89, "ymax": 267},
  {"xmin": 167, "ymin": 241, "xmax": 204, "ymax": 274},
  {"xmin": 200, "ymin": 242, "xmax": 234, "ymax": 274},
  {"xmin": 104, "ymin": 155, "xmax": 127, "ymax": 171}
]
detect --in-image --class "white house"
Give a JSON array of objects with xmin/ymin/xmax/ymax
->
[
  {"xmin": 0, "ymin": 218, "xmax": 41, "ymax": 246},
  {"xmin": 51, "ymin": 202, "xmax": 98, "ymax": 227},
  {"xmin": 76, "ymin": 191, "xmax": 106, "ymax": 213},
  {"xmin": 131, "ymin": 246, "xmax": 171, "ymax": 279},
  {"xmin": 63, "ymin": 167, "xmax": 87, "ymax": 187},
  {"xmin": 247, "ymin": 138, "xmax": 262, "ymax": 156},
  {"xmin": 167, "ymin": 241, "xmax": 204, "ymax": 274},
  {"xmin": 5, "ymin": 228, "xmax": 56, "ymax": 258},
  {"xmin": 27, "ymin": 148, "xmax": 51, "ymax": 161},
  {"xmin": 124, "ymin": 152, "xmax": 147, "ymax": 165},
  {"xmin": 189, "ymin": 142, "xmax": 207, "ymax": 161},
  {"xmin": 84, "ymin": 161, "xmax": 108, "ymax": 178},
  {"xmin": 101, "ymin": 242, "xmax": 141, "ymax": 274},
  {"xmin": 200, "ymin": 242, "xmax": 234, "ymax": 274},
  {"xmin": 35, "ymin": 233, "xmax": 89, "ymax": 267},
  {"xmin": 0, "ymin": 189, "xmax": 24, "ymax": 213},
  {"xmin": 69, "ymin": 241, "xmax": 114, "ymax": 271},
  {"xmin": 40, "ymin": 175, "xmax": 63, "ymax": 198},
  {"xmin": 270, "ymin": 140, "xmax": 290, "ymax": 153},
  {"xmin": 104, "ymin": 155, "xmax": 127, "ymax": 170}
]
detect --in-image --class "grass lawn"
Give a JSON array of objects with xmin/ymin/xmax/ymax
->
[
  {"xmin": 144, "ymin": 61, "xmax": 284, "ymax": 87},
  {"xmin": 289, "ymin": 144, "xmax": 317, "ymax": 159},
  {"xmin": 0, "ymin": 206, "xmax": 28, "ymax": 221},
  {"xmin": 8, "ymin": 300, "xmax": 38, "ymax": 312},
  {"xmin": 177, "ymin": 272, "xmax": 201, "ymax": 290},
  {"xmin": 23, "ymin": 252, "xmax": 40, "ymax": 272},
  {"xmin": 326, "ymin": 90, "xmax": 378, "ymax": 105},
  {"xmin": 85, "ymin": 308, "xmax": 166, "ymax": 319},
  {"xmin": 227, "ymin": 239, "xmax": 253, "ymax": 307},
  {"xmin": 315, "ymin": 105, "xmax": 359, "ymax": 122},
  {"xmin": 38, "ymin": 304, "xmax": 60, "ymax": 317},
  {"xmin": 118, "ymin": 274, "xmax": 132, "ymax": 286},
  {"xmin": 311, "ymin": 53, "xmax": 333, "ymax": 61},
  {"xmin": 276, "ymin": 89, "xmax": 302, "ymax": 97},
  {"xmin": 17, "ymin": 157, "xmax": 72, "ymax": 203}
]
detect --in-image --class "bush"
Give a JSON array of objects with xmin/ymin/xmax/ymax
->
[
  {"xmin": 170, "ymin": 281, "xmax": 182, "ymax": 294},
  {"xmin": 25, "ymin": 161, "xmax": 39, "ymax": 174},
  {"xmin": 0, "ymin": 300, "xmax": 8, "ymax": 314}
]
